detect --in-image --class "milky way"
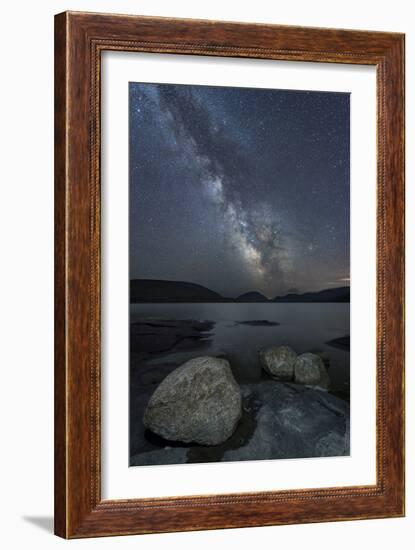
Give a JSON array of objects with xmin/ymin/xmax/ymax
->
[{"xmin": 129, "ymin": 82, "xmax": 350, "ymax": 299}]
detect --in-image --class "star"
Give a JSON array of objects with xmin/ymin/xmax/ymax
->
[{"xmin": 129, "ymin": 81, "xmax": 350, "ymax": 297}]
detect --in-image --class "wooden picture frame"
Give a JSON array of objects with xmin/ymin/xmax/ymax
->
[{"xmin": 54, "ymin": 11, "xmax": 405, "ymax": 538}]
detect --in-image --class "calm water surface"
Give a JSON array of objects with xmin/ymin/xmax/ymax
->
[{"xmin": 130, "ymin": 303, "xmax": 350, "ymax": 395}]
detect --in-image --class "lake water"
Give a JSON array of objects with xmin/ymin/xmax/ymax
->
[{"xmin": 130, "ymin": 302, "xmax": 350, "ymax": 396}]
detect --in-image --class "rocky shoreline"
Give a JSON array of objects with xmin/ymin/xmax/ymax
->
[
  {"xmin": 130, "ymin": 318, "xmax": 214, "ymax": 356},
  {"xmin": 129, "ymin": 321, "xmax": 350, "ymax": 467},
  {"xmin": 131, "ymin": 379, "xmax": 349, "ymax": 466}
]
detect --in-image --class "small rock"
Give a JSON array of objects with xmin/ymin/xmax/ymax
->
[
  {"xmin": 258, "ymin": 346, "xmax": 297, "ymax": 381},
  {"xmin": 294, "ymin": 353, "xmax": 330, "ymax": 389},
  {"xmin": 143, "ymin": 356, "xmax": 242, "ymax": 445}
]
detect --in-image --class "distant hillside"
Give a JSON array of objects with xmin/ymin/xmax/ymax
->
[
  {"xmin": 274, "ymin": 287, "xmax": 350, "ymax": 303},
  {"xmin": 130, "ymin": 279, "xmax": 226, "ymax": 303},
  {"xmin": 236, "ymin": 292, "xmax": 269, "ymax": 302},
  {"xmin": 130, "ymin": 279, "xmax": 350, "ymax": 303}
]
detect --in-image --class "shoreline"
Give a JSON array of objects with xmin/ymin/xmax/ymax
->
[{"xmin": 129, "ymin": 316, "xmax": 350, "ymax": 466}]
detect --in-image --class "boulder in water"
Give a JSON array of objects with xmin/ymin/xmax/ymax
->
[
  {"xmin": 258, "ymin": 346, "xmax": 297, "ymax": 381},
  {"xmin": 294, "ymin": 352, "xmax": 330, "ymax": 389},
  {"xmin": 143, "ymin": 356, "xmax": 242, "ymax": 445}
]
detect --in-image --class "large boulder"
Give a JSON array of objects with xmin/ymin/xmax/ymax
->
[
  {"xmin": 258, "ymin": 346, "xmax": 297, "ymax": 380},
  {"xmin": 143, "ymin": 356, "xmax": 242, "ymax": 445},
  {"xmin": 294, "ymin": 353, "xmax": 330, "ymax": 389}
]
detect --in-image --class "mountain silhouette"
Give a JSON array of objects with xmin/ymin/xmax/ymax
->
[
  {"xmin": 130, "ymin": 279, "xmax": 350, "ymax": 303},
  {"xmin": 130, "ymin": 279, "xmax": 226, "ymax": 303},
  {"xmin": 236, "ymin": 292, "xmax": 269, "ymax": 302},
  {"xmin": 273, "ymin": 287, "xmax": 349, "ymax": 303}
]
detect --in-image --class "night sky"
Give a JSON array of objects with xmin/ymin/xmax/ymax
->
[{"xmin": 129, "ymin": 82, "xmax": 350, "ymax": 299}]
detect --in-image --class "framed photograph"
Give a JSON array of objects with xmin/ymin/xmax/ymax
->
[{"xmin": 54, "ymin": 11, "xmax": 405, "ymax": 538}]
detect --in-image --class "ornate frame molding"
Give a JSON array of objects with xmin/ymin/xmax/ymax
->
[{"xmin": 55, "ymin": 11, "xmax": 405, "ymax": 538}]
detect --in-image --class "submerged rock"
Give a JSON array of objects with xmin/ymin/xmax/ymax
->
[
  {"xmin": 259, "ymin": 346, "xmax": 297, "ymax": 381},
  {"xmin": 326, "ymin": 335, "xmax": 350, "ymax": 351},
  {"xmin": 294, "ymin": 353, "xmax": 330, "ymax": 390},
  {"xmin": 236, "ymin": 320, "xmax": 279, "ymax": 327},
  {"xmin": 130, "ymin": 319, "xmax": 214, "ymax": 355},
  {"xmin": 143, "ymin": 356, "xmax": 242, "ymax": 445}
]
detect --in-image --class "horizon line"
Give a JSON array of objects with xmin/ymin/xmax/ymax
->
[{"xmin": 130, "ymin": 277, "xmax": 350, "ymax": 300}]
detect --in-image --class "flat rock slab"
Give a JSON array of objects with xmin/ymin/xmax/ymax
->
[
  {"xmin": 130, "ymin": 447, "xmax": 188, "ymax": 466},
  {"xmin": 224, "ymin": 382, "xmax": 349, "ymax": 461},
  {"xmin": 130, "ymin": 319, "xmax": 214, "ymax": 355}
]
